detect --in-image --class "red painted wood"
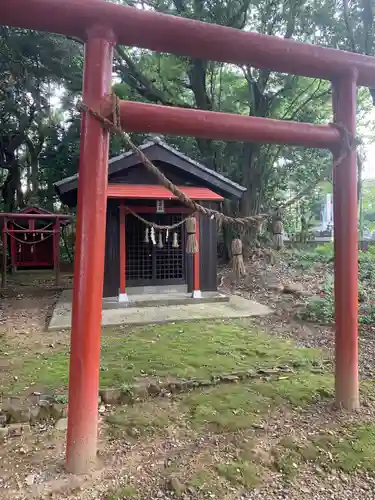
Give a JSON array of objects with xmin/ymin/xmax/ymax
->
[
  {"xmin": 2, "ymin": 0, "xmax": 375, "ymax": 86},
  {"xmin": 332, "ymin": 74, "xmax": 359, "ymax": 410},
  {"xmin": 2, "ymin": 218, "xmax": 7, "ymax": 288},
  {"xmin": 0, "ymin": 213, "xmax": 72, "ymax": 220},
  {"xmin": 15, "ymin": 261, "xmax": 52, "ymax": 267},
  {"xmin": 193, "ymin": 214, "xmax": 200, "ymax": 292},
  {"xmin": 66, "ymin": 26, "xmax": 115, "ymax": 474},
  {"xmin": 5, "ymin": 227, "xmax": 55, "ymax": 268},
  {"xmin": 107, "ymin": 184, "xmax": 224, "ymax": 201},
  {"xmin": 54, "ymin": 219, "xmax": 61, "ymax": 286},
  {"xmin": 9, "ymin": 223, "xmax": 16, "ymax": 269},
  {"xmin": 0, "ymin": 0, "xmax": 364, "ymax": 465},
  {"xmin": 119, "ymin": 203, "xmax": 126, "ymax": 294},
  {"xmin": 7, "ymin": 229, "xmax": 56, "ymax": 233},
  {"xmin": 108, "ymin": 99, "xmax": 340, "ymax": 149},
  {"xmin": 20, "ymin": 206, "xmax": 54, "ymax": 215}
]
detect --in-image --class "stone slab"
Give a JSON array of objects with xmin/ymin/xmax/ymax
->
[
  {"xmin": 48, "ymin": 291, "xmax": 273, "ymax": 331},
  {"xmin": 60, "ymin": 288, "xmax": 229, "ymax": 309}
]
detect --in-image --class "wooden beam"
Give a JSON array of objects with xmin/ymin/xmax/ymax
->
[
  {"xmin": 124, "ymin": 206, "xmax": 192, "ymax": 215},
  {"xmin": 108, "ymin": 99, "xmax": 341, "ymax": 149},
  {"xmin": 9, "ymin": 222, "xmax": 16, "ymax": 271},
  {"xmin": 2, "ymin": 0, "xmax": 375, "ymax": 86},
  {"xmin": 119, "ymin": 202, "xmax": 127, "ymax": 301},
  {"xmin": 66, "ymin": 26, "xmax": 115, "ymax": 474},
  {"xmin": 193, "ymin": 214, "xmax": 201, "ymax": 298},
  {"xmin": 0, "ymin": 213, "xmax": 72, "ymax": 220},
  {"xmin": 54, "ymin": 218, "xmax": 61, "ymax": 286},
  {"xmin": 332, "ymin": 73, "xmax": 359, "ymax": 410},
  {"xmin": 2, "ymin": 218, "xmax": 7, "ymax": 289}
]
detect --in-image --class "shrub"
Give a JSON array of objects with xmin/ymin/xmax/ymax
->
[{"xmin": 301, "ymin": 248, "xmax": 375, "ymax": 325}]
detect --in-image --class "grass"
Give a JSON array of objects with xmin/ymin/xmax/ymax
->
[{"xmin": 3, "ymin": 320, "xmax": 328, "ymax": 394}]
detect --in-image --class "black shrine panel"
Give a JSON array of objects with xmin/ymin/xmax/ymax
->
[{"xmin": 126, "ymin": 213, "xmax": 186, "ymax": 286}]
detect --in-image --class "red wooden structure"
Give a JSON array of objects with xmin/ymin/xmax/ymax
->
[
  {"xmin": 55, "ymin": 139, "xmax": 242, "ymax": 298},
  {"xmin": 0, "ymin": 207, "xmax": 72, "ymax": 287},
  {"xmin": 0, "ymin": 0, "xmax": 371, "ymax": 473}
]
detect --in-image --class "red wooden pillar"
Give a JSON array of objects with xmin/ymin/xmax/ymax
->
[
  {"xmin": 53, "ymin": 218, "xmax": 61, "ymax": 286},
  {"xmin": 332, "ymin": 72, "xmax": 359, "ymax": 409},
  {"xmin": 2, "ymin": 218, "xmax": 7, "ymax": 288},
  {"xmin": 9, "ymin": 223, "xmax": 16, "ymax": 271},
  {"xmin": 66, "ymin": 25, "xmax": 115, "ymax": 473},
  {"xmin": 119, "ymin": 202, "xmax": 128, "ymax": 302},
  {"xmin": 192, "ymin": 213, "xmax": 201, "ymax": 298}
]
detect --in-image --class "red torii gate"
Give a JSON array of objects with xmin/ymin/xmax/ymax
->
[{"xmin": 0, "ymin": 0, "xmax": 369, "ymax": 474}]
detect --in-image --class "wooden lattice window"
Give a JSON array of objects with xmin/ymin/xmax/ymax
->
[{"xmin": 126, "ymin": 213, "xmax": 185, "ymax": 285}]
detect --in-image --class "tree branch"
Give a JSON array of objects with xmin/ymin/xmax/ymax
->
[{"xmin": 115, "ymin": 46, "xmax": 192, "ymax": 108}]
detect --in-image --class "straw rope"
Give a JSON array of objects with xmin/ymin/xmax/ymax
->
[
  {"xmin": 6, "ymin": 232, "xmax": 55, "ymax": 245},
  {"xmin": 124, "ymin": 205, "xmax": 191, "ymax": 230},
  {"xmin": 9, "ymin": 220, "xmax": 54, "ymax": 231},
  {"xmin": 77, "ymin": 95, "xmax": 358, "ymax": 228}
]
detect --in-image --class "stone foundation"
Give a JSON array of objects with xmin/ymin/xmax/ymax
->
[{"xmin": 0, "ymin": 365, "xmax": 301, "ymax": 429}]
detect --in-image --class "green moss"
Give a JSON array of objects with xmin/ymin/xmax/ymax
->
[
  {"xmin": 181, "ymin": 370, "xmax": 333, "ymax": 432},
  {"xmin": 188, "ymin": 470, "xmax": 221, "ymax": 494},
  {"xmin": 320, "ymin": 424, "xmax": 375, "ymax": 473},
  {"xmin": 253, "ymin": 373, "xmax": 334, "ymax": 407},
  {"xmin": 3, "ymin": 320, "xmax": 328, "ymax": 394},
  {"xmin": 216, "ymin": 459, "xmax": 261, "ymax": 488},
  {"xmin": 273, "ymin": 448, "xmax": 301, "ymax": 478},
  {"xmin": 104, "ymin": 486, "xmax": 139, "ymax": 499},
  {"xmin": 275, "ymin": 424, "xmax": 375, "ymax": 478},
  {"xmin": 183, "ymin": 384, "xmax": 270, "ymax": 431},
  {"xmin": 106, "ymin": 401, "xmax": 174, "ymax": 438}
]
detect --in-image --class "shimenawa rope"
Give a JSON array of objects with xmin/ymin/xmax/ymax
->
[
  {"xmin": 77, "ymin": 95, "xmax": 358, "ymax": 277},
  {"xmin": 7, "ymin": 232, "xmax": 55, "ymax": 245},
  {"xmin": 124, "ymin": 205, "xmax": 191, "ymax": 230},
  {"xmin": 77, "ymin": 95, "xmax": 357, "ymax": 228}
]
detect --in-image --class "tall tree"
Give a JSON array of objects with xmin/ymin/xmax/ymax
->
[
  {"xmin": 0, "ymin": 27, "xmax": 82, "ymax": 210},
  {"xmin": 111, "ymin": 0, "xmax": 371, "ymax": 231}
]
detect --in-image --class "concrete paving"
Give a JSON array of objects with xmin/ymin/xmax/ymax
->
[{"xmin": 48, "ymin": 290, "xmax": 273, "ymax": 331}]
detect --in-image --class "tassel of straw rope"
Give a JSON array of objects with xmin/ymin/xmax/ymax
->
[
  {"xmin": 231, "ymin": 239, "xmax": 246, "ymax": 279},
  {"xmin": 273, "ymin": 220, "xmax": 284, "ymax": 250},
  {"xmin": 186, "ymin": 216, "xmax": 198, "ymax": 254}
]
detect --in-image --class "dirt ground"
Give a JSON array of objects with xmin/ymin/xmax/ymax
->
[{"xmin": 1, "ymin": 264, "xmax": 375, "ymax": 500}]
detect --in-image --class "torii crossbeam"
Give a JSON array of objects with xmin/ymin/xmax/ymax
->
[{"xmin": 0, "ymin": 0, "xmax": 369, "ymax": 474}]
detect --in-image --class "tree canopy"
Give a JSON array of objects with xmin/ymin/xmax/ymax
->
[{"xmin": 1, "ymin": 0, "xmax": 375, "ymax": 233}]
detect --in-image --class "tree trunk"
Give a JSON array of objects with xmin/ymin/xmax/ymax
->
[{"xmin": 2, "ymin": 162, "xmax": 22, "ymax": 212}]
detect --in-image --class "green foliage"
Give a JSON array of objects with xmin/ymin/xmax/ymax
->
[
  {"xmin": 314, "ymin": 243, "xmax": 334, "ymax": 258},
  {"xmin": 0, "ymin": 27, "xmax": 83, "ymax": 210},
  {"xmin": 1, "ymin": 0, "xmax": 375, "ymax": 227},
  {"xmin": 299, "ymin": 245, "xmax": 375, "ymax": 325},
  {"xmin": 361, "ymin": 179, "xmax": 375, "ymax": 232},
  {"xmin": 286, "ymin": 243, "xmax": 333, "ymax": 270}
]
